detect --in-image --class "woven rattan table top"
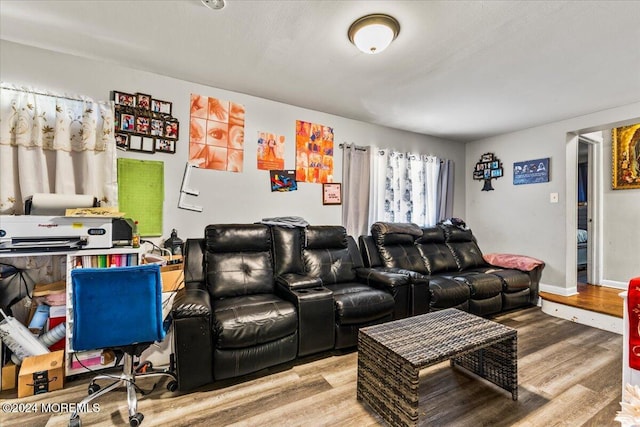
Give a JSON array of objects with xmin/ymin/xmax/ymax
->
[{"xmin": 359, "ymin": 308, "xmax": 516, "ymax": 369}]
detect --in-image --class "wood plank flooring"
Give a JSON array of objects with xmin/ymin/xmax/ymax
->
[
  {"xmin": 540, "ymin": 283, "xmax": 624, "ymax": 318},
  {"xmin": 0, "ymin": 307, "xmax": 623, "ymax": 427}
]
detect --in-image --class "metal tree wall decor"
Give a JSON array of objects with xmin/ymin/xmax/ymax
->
[{"xmin": 473, "ymin": 152, "xmax": 503, "ymax": 191}]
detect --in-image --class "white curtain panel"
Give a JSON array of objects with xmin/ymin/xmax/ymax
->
[
  {"xmin": 369, "ymin": 148, "xmax": 389, "ymax": 228},
  {"xmin": 423, "ymin": 155, "xmax": 440, "ymax": 226},
  {"xmin": 369, "ymin": 148, "xmax": 442, "ymax": 228},
  {"xmin": 0, "ymin": 85, "xmax": 117, "ymax": 214}
]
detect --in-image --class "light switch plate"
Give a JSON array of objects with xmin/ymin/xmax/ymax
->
[{"xmin": 550, "ymin": 192, "xmax": 559, "ymax": 203}]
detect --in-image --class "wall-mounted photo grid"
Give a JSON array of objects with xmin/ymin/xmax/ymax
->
[{"xmin": 112, "ymin": 90, "xmax": 178, "ymax": 154}]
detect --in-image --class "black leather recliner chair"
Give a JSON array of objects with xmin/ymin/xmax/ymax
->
[
  {"xmin": 172, "ymin": 224, "xmax": 298, "ymax": 390},
  {"xmin": 172, "ymin": 223, "xmax": 404, "ymax": 391},
  {"xmin": 298, "ymin": 226, "xmax": 396, "ymax": 349}
]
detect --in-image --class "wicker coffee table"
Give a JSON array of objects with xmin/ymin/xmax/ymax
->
[{"xmin": 357, "ymin": 308, "xmax": 517, "ymax": 427}]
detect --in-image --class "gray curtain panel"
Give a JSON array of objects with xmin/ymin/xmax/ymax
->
[
  {"xmin": 437, "ymin": 159, "xmax": 454, "ymax": 222},
  {"xmin": 342, "ymin": 144, "xmax": 371, "ymax": 238}
]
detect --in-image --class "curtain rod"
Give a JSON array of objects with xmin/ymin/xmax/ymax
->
[
  {"xmin": 0, "ymin": 84, "xmax": 103, "ymax": 104},
  {"xmin": 339, "ymin": 143, "xmax": 368, "ymax": 151}
]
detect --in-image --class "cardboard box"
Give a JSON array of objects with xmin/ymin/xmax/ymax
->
[
  {"xmin": 2, "ymin": 362, "xmax": 17, "ymax": 391},
  {"xmin": 161, "ymin": 268, "xmax": 184, "ymax": 293},
  {"xmin": 143, "ymin": 254, "xmax": 184, "ymax": 292},
  {"xmin": 18, "ymin": 350, "xmax": 64, "ymax": 398}
]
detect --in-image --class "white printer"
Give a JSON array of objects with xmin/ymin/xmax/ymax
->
[{"xmin": 0, "ymin": 216, "xmax": 112, "ymax": 253}]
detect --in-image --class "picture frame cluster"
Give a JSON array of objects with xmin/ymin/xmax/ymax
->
[{"xmin": 112, "ymin": 90, "xmax": 179, "ymax": 154}]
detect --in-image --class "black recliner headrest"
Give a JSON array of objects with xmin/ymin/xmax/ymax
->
[
  {"xmin": 205, "ymin": 224, "xmax": 271, "ymax": 252},
  {"xmin": 416, "ymin": 227, "xmax": 446, "ymax": 243},
  {"xmin": 305, "ymin": 226, "xmax": 348, "ymax": 249},
  {"xmin": 441, "ymin": 225, "xmax": 475, "ymax": 242},
  {"xmin": 371, "ymin": 222, "xmax": 422, "ymax": 246}
]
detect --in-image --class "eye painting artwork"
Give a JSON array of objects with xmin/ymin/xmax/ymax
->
[{"xmin": 190, "ymin": 93, "xmax": 244, "ymax": 172}]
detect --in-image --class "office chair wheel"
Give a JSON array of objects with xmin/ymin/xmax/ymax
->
[
  {"xmin": 87, "ymin": 383, "xmax": 100, "ymax": 395},
  {"xmin": 167, "ymin": 380, "xmax": 178, "ymax": 392},
  {"xmin": 69, "ymin": 415, "xmax": 82, "ymax": 427},
  {"xmin": 129, "ymin": 412, "xmax": 144, "ymax": 427}
]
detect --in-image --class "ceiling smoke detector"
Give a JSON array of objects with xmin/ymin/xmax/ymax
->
[{"xmin": 201, "ymin": 0, "xmax": 225, "ymax": 10}]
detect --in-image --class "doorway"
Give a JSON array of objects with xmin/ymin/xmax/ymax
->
[{"xmin": 576, "ymin": 131, "xmax": 603, "ymax": 287}]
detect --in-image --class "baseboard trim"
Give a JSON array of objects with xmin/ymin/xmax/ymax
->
[
  {"xmin": 539, "ymin": 283, "xmax": 578, "ymax": 296},
  {"xmin": 601, "ymin": 280, "xmax": 628, "ymax": 290},
  {"xmin": 541, "ymin": 299, "xmax": 622, "ymax": 334}
]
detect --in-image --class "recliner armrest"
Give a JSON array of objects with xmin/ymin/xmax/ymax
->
[
  {"xmin": 276, "ymin": 273, "xmax": 323, "ymax": 290},
  {"xmin": 355, "ymin": 267, "xmax": 410, "ymax": 289},
  {"xmin": 171, "ymin": 286, "xmax": 211, "ymax": 319}
]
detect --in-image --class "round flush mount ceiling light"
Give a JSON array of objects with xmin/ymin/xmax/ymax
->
[
  {"xmin": 201, "ymin": 0, "xmax": 225, "ymax": 10},
  {"xmin": 348, "ymin": 14, "xmax": 400, "ymax": 54}
]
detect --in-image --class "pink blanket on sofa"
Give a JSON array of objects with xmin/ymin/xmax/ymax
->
[{"xmin": 483, "ymin": 253, "xmax": 545, "ymax": 272}]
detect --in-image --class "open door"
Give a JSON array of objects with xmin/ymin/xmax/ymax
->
[{"xmin": 578, "ymin": 131, "xmax": 603, "ymax": 285}]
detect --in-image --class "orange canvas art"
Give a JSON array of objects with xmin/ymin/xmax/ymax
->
[
  {"xmin": 189, "ymin": 93, "xmax": 245, "ymax": 172},
  {"xmin": 257, "ymin": 131, "xmax": 285, "ymax": 170},
  {"xmin": 295, "ymin": 120, "xmax": 334, "ymax": 183}
]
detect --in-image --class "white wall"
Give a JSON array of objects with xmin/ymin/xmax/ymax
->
[
  {"xmin": 602, "ymin": 130, "xmax": 640, "ymax": 285},
  {"xmin": 466, "ymin": 103, "xmax": 640, "ymax": 293},
  {"xmin": 0, "ymin": 40, "xmax": 466, "ymax": 241}
]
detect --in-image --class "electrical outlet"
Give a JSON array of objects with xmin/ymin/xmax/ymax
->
[{"xmin": 550, "ymin": 192, "xmax": 559, "ymax": 203}]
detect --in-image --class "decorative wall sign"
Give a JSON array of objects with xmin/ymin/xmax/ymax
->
[
  {"xmin": 472, "ymin": 152, "xmax": 503, "ymax": 191},
  {"xmin": 513, "ymin": 157, "xmax": 550, "ymax": 185},
  {"xmin": 322, "ymin": 183, "xmax": 342, "ymax": 205},
  {"xmin": 612, "ymin": 123, "xmax": 640, "ymax": 190},
  {"xmin": 112, "ymin": 90, "xmax": 178, "ymax": 155},
  {"xmin": 295, "ymin": 120, "xmax": 334, "ymax": 183}
]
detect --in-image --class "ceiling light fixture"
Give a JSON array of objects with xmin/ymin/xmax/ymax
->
[
  {"xmin": 201, "ymin": 0, "xmax": 225, "ymax": 10},
  {"xmin": 348, "ymin": 14, "xmax": 400, "ymax": 55}
]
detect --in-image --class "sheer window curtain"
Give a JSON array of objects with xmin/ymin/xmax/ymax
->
[
  {"xmin": 368, "ymin": 149, "xmax": 444, "ymax": 228},
  {"xmin": 0, "ymin": 84, "xmax": 117, "ymax": 214}
]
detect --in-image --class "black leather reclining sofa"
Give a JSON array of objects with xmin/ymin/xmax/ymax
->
[
  {"xmin": 170, "ymin": 223, "xmax": 411, "ymax": 391},
  {"xmin": 359, "ymin": 222, "xmax": 545, "ymax": 317}
]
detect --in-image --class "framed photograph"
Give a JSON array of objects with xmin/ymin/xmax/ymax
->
[
  {"xmin": 115, "ymin": 133, "xmax": 129, "ymax": 150},
  {"xmin": 150, "ymin": 118, "xmax": 164, "ymax": 136},
  {"xmin": 120, "ymin": 113, "xmax": 135, "ymax": 132},
  {"xmin": 135, "ymin": 115, "xmax": 150, "ymax": 134},
  {"xmin": 152, "ymin": 99, "xmax": 172, "ymax": 115},
  {"xmin": 322, "ymin": 183, "xmax": 342, "ymax": 205},
  {"xmin": 481, "ymin": 153, "xmax": 494, "ymax": 162},
  {"xmin": 164, "ymin": 119, "xmax": 179, "ymax": 140},
  {"xmin": 612, "ymin": 124, "xmax": 640, "ymax": 190},
  {"xmin": 136, "ymin": 93, "xmax": 152, "ymax": 110},
  {"xmin": 155, "ymin": 139, "xmax": 176, "ymax": 154},
  {"xmin": 113, "ymin": 91, "xmax": 136, "ymax": 107}
]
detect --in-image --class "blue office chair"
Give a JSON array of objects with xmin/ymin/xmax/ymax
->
[{"xmin": 68, "ymin": 264, "xmax": 177, "ymax": 427}]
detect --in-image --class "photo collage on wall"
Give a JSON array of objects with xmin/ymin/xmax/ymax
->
[
  {"xmin": 189, "ymin": 93, "xmax": 245, "ymax": 172},
  {"xmin": 112, "ymin": 91, "xmax": 178, "ymax": 154},
  {"xmin": 295, "ymin": 120, "xmax": 334, "ymax": 183}
]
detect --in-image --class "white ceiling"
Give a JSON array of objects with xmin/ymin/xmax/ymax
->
[{"xmin": 1, "ymin": 0, "xmax": 639, "ymax": 142}]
